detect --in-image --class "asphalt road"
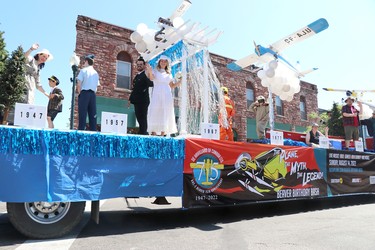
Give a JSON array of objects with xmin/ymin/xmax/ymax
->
[{"xmin": 1, "ymin": 195, "xmax": 375, "ymax": 250}]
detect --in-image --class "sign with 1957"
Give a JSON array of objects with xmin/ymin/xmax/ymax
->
[
  {"xmin": 101, "ymin": 111, "xmax": 127, "ymax": 134},
  {"xmin": 14, "ymin": 103, "xmax": 47, "ymax": 128}
]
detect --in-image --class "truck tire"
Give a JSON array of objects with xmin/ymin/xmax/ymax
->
[{"xmin": 7, "ymin": 201, "xmax": 86, "ymax": 239}]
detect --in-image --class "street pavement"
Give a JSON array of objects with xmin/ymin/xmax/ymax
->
[{"xmin": 1, "ymin": 195, "xmax": 375, "ymax": 250}]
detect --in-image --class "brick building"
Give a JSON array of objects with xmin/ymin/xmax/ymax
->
[{"xmin": 74, "ymin": 15, "xmax": 318, "ymax": 141}]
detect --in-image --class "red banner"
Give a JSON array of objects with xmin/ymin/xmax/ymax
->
[{"xmin": 183, "ymin": 138, "xmax": 328, "ymax": 208}]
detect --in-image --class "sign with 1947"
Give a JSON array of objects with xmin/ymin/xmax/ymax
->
[{"xmin": 14, "ymin": 103, "xmax": 47, "ymax": 128}]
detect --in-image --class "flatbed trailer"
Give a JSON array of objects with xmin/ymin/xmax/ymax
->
[{"xmin": 1, "ymin": 125, "xmax": 375, "ymax": 238}]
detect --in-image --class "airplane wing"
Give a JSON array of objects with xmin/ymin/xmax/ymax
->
[
  {"xmin": 323, "ymin": 88, "xmax": 375, "ymax": 93},
  {"xmin": 298, "ymin": 67, "xmax": 318, "ymax": 78},
  {"xmin": 270, "ymin": 18, "xmax": 329, "ymax": 54},
  {"xmin": 170, "ymin": 0, "xmax": 192, "ymax": 21},
  {"xmin": 227, "ymin": 53, "xmax": 259, "ymax": 71}
]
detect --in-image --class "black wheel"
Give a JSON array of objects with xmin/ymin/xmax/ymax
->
[{"xmin": 7, "ymin": 201, "xmax": 86, "ymax": 239}]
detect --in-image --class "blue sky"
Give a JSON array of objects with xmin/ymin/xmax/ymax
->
[{"xmin": 2, "ymin": 0, "xmax": 375, "ymax": 129}]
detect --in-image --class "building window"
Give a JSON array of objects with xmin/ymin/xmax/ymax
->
[
  {"xmin": 116, "ymin": 51, "xmax": 132, "ymax": 89},
  {"xmin": 275, "ymin": 96, "xmax": 284, "ymax": 116},
  {"xmin": 246, "ymin": 82, "xmax": 254, "ymax": 107},
  {"xmin": 300, "ymin": 96, "xmax": 307, "ymax": 120}
]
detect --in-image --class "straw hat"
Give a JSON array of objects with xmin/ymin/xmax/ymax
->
[{"xmin": 344, "ymin": 96, "xmax": 355, "ymax": 103}]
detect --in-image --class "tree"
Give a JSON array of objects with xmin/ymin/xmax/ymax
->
[
  {"xmin": 0, "ymin": 31, "xmax": 8, "ymax": 120},
  {"xmin": 0, "ymin": 31, "xmax": 7, "ymax": 73},
  {"xmin": 327, "ymin": 102, "xmax": 344, "ymax": 136},
  {"xmin": 307, "ymin": 102, "xmax": 343, "ymax": 137},
  {"xmin": 0, "ymin": 46, "xmax": 26, "ymax": 124}
]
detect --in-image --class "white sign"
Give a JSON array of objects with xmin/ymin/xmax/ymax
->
[
  {"xmin": 201, "ymin": 123, "xmax": 220, "ymax": 140},
  {"xmin": 270, "ymin": 130, "xmax": 284, "ymax": 145},
  {"xmin": 14, "ymin": 103, "xmax": 47, "ymax": 128},
  {"xmin": 355, "ymin": 140, "xmax": 364, "ymax": 152},
  {"xmin": 101, "ymin": 112, "xmax": 127, "ymax": 134},
  {"xmin": 319, "ymin": 137, "xmax": 330, "ymax": 149}
]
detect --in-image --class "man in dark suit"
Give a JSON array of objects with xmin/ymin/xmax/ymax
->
[
  {"xmin": 47, "ymin": 75, "xmax": 64, "ymax": 128},
  {"xmin": 129, "ymin": 57, "xmax": 153, "ymax": 135}
]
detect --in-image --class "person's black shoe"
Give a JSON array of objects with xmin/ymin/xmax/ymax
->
[{"xmin": 152, "ymin": 197, "xmax": 171, "ymax": 205}]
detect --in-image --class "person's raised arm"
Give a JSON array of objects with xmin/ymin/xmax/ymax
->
[
  {"xmin": 145, "ymin": 63, "xmax": 154, "ymax": 81},
  {"xmin": 25, "ymin": 43, "xmax": 39, "ymax": 58}
]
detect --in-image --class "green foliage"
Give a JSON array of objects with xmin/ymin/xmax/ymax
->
[
  {"xmin": 328, "ymin": 102, "xmax": 344, "ymax": 136},
  {"xmin": 306, "ymin": 111, "xmax": 328, "ymax": 134},
  {"xmin": 0, "ymin": 46, "xmax": 26, "ymax": 110},
  {"xmin": 0, "ymin": 31, "xmax": 8, "ymax": 75},
  {"xmin": 306, "ymin": 103, "xmax": 343, "ymax": 136}
]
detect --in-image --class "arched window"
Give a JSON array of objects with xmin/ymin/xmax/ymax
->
[
  {"xmin": 116, "ymin": 51, "xmax": 132, "ymax": 89},
  {"xmin": 275, "ymin": 96, "xmax": 284, "ymax": 116},
  {"xmin": 246, "ymin": 82, "xmax": 254, "ymax": 107},
  {"xmin": 300, "ymin": 96, "xmax": 307, "ymax": 120}
]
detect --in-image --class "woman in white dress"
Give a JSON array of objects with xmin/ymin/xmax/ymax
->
[
  {"xmin": 146, "ymin": 55, "xmax": 181, "ymax": 136},
  {"xmin": 24, "ymin": 43, "xmax": 53, "ymax": 104}
]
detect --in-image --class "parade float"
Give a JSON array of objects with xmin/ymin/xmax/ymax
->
[{"xmin": 1, "ymin": 0, "xmax": 375, "ymax": 239}]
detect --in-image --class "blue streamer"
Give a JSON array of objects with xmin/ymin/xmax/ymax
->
[
  {"xmin": 0, "ymin": 126, "xmax": 185, "ymax": 159},
  {"xmin": 250, "ymin": 138, "xmax": 308, "ymax": 147}
]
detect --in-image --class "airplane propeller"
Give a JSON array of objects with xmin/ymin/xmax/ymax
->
[{"xmin": 253, "ymin": 40, "xmax": 261, "ymax": 56}]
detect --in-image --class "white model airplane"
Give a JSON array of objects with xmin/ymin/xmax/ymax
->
[
  {"xmin": 323, "ymin": 88, "xmax": 375, "ymax": 108},
  {"xmin": 227, "ymin": 18, "xmax": 329, "ymax": 77},
  {"xmin": 154, "ymin": 0, "xmax": 192, "ymax": 42}
]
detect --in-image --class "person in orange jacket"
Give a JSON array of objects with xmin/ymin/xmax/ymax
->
[{"xmin": 219, "ymin": 86, "xmax": 235, "ymax": 141}]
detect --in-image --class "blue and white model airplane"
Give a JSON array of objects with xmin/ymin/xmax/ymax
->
[{"xmin": 227, "ymin": 18, "xmax": 329, "ymax": 77}]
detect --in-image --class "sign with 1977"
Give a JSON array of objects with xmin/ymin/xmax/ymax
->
[
  {"xmin": 270, "ymin": 130, "xmax": 284, "ymax": 145},
  {"xmin": 14, "ymin": 103, "xmax": 47, "ymax": 128},
  {"xmin": 101, "ymin": 111, "xmax": 127, "ymax": 134}
]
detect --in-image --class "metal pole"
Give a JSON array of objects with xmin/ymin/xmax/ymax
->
[
  {"xmin": 203, "ymin": 49, "xmax": 209, "ymax": 123},
  {"xmin": 70, "ymin": 65, "xmax": 78, "ymax": 130},
  {"xmin": 179, "ymin": 47, "xmax": 188, "ymax": 135},
  {"xmin": 268, "ymin": 87, "xmax": 274, "ymax": 130}
]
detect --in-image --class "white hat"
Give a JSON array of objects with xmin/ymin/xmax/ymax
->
[
  {"xmin": 257, "ymin": 95, "xmax": 265, "ymax": 101},
  {"xmin": 36, "ymin": 49, "xmax": 53, "ymax": 61},
  {"xmin": 157, "ymin": 55, "xmax": 171, "ymax": 63}
]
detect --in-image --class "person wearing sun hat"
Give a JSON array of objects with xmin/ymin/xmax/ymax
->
[
  {"xmin": 342, "ymin": 96, "xmax": 362, "ymax": 149},
  {"xmin": 146, "ymin": 54, "xmax": 181, "ymax": 137},
  {"xmin": 249, "ymin": 95, "xmax": 269, "ymax": 139},
  {"xmin": 23, "ymin": 43, "xmax": 53, "ymax": 104},
  {"xmin": 76, "ymin": 54, "xmax": 100, "ymax": 131},
  {"xmin": 46, "ymin": 75, "xmax": 64, "ymax": 128}
]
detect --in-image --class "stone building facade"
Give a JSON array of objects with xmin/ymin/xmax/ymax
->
[{"xmin": 74, "ymin": 15, "xmax": 318, "ymax": 141}]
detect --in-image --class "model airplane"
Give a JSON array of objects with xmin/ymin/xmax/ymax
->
[
  {"xmin": 323, "ymin": 88, "xmax": 375, "ymax": 108},
  {"xmin": 227, "ymin": 18, "xmax": 329, "ymax": 77},
  {"xmin": 154, "ymin": 0, "xmax": 192, "ymax": 42}
]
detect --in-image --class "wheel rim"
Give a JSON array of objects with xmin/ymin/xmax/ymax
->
[{"xmin": 24, "ymin": 202, "xmax": 71, "ymax": 224}]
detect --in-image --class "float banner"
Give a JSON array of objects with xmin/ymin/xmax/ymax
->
[
  {"xmin": 0, "ymin": 126, "xmax": 184, "ymax": 202},
  {"xmin": 326, "ymin": 149, "xmax": 375, "ymax": 195},
  {"xmin": 183, "ymin": 138, "xmax": 328, "ymax": 208}
]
